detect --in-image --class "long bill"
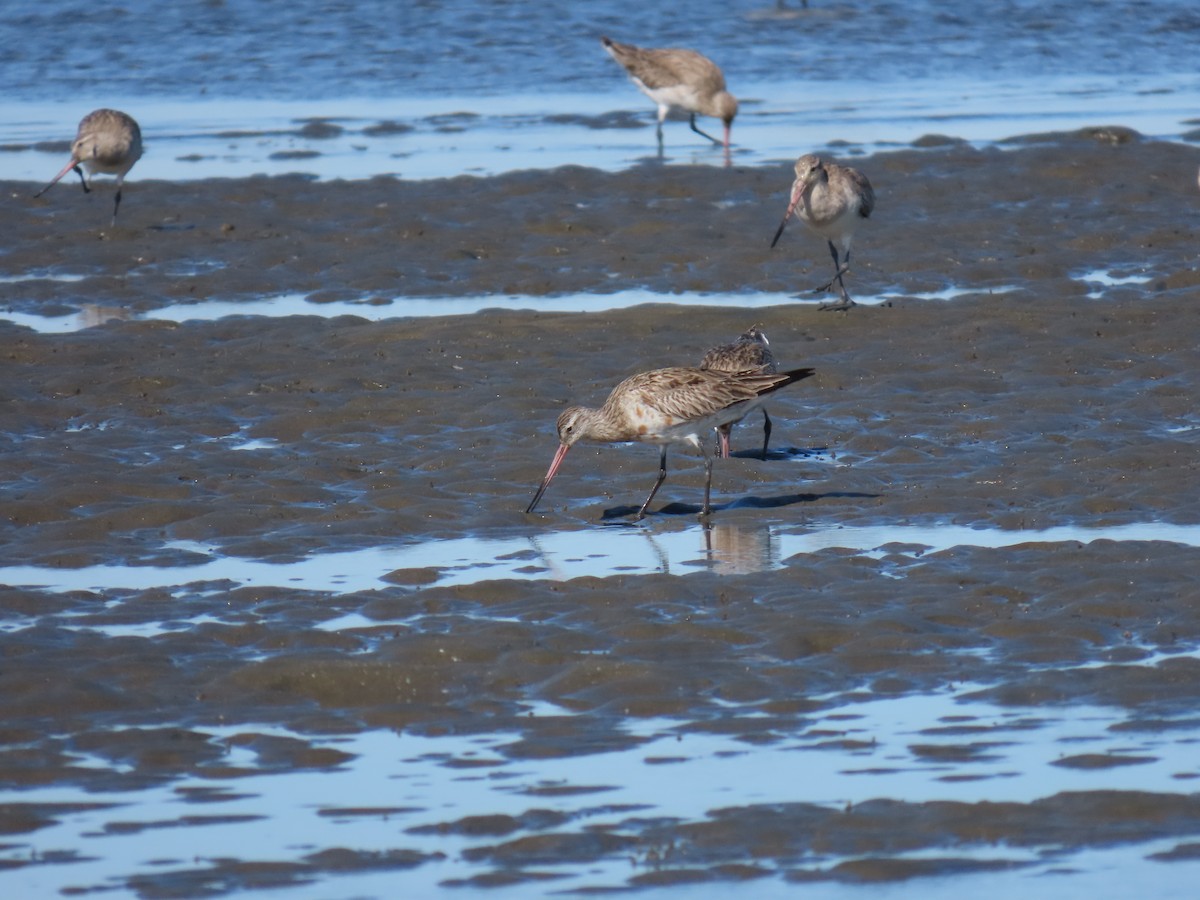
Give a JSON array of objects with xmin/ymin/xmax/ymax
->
[
  {"xmin": 770, "ymin": 192, "xmax": 801, "ymax": 248},
  {"xmin": 525, "ymin": 442, "xmax": 571, "ymax": 513},
  {"xmin": 34, "ymin": 159, "xmax": 83, "ymax": 199},
  {"xmin": 768, "ymin": 180, "xmax": 806, "ymax": 250}
]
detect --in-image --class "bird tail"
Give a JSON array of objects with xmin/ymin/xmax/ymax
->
[
  {"xmin": 759, "ymin": 367, "xmax": 815, "ymax": 395},
  {"xmin": 779, "ymin": 367, "xmax": 816, "ymax": 385}
]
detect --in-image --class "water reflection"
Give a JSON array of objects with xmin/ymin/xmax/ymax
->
[
  {"xmin": 3, "ymin": 520, "xmax": 1200, "ymax": 604},
  {"xmin": 7, "ymin": 686, "xmax": 1200, "ymax": 897},
  {"xmin": 704, "ymin": 520, "xmax": 779, "ymax": 575}
]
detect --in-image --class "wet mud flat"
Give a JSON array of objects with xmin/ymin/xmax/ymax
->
[{"xmin": 2, "ymin": 131, "xmax": 1200, "ymax": 895}]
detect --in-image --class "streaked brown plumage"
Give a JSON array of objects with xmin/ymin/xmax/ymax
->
[
  {"xmin": 601, "ymin": 36, "xmax": 738, "ymax": 151},
  {"xmin": 526, "ymin": 365, "xmax": 814, "ymax": 518},
  {"xmin": 699, "ymin": 326, "xmax": 779, "ymax": 460},
  {"xmin": 771, "ymin": 154, "xmax": 875, "ymax": 310},
  {"xmin": 35, "ymin": 109, "xmax": 143, "ymax": 225}
]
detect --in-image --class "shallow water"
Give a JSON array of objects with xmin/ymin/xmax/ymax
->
[
  {"xmin": 5, "ymin": 0, "xmax": 1200, "ymax": 183},
  {"xmin": 11, "ymin": 686, "xmax": 1200, "ymax": 897},
  {"xmin": 0, "ymin": 285, "xmax": 1029, "ymax": 334},
  {"xmin": 5, "ymin": 74, "xmax": 1200, "ymax": 184},
  {"xmin": 4, "ymin": 519, "xmax": 1200, "ymax": 603}
]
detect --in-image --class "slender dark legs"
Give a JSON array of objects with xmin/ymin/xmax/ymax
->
[
  {"xmin": 815, "ymin": 241, "xmax": 855, "ymax": 310},
  {"xmin": 635, "ymin": 444, "xmax": 715, "ymax": 519},
  {"xmin": 700, "ymin": 449, "xmax": 714, "ymax": 517},
  {"xmin": 688, "ymin": 113, "xmax": 721, "ymax": 146},
  {"xmin": 637, "ymin": 446, "xmax": 670, "ymax": 519},
  {"xmin": 111, "ymin": 178, "xmax": 125, "ymax": 226}
]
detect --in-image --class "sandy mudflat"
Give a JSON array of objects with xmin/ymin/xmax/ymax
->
[{"xmin": 2, "ymin": 129, "xmax": 1200, "ymax": 891}]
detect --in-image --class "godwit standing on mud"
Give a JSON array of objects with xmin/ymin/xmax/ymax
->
[
  {"xmin": 601, "ymin": 36, "xmax": 738, "ymax": 152},
  {"xmin": 771, "ymin": 154, "xmax": 875, "ymax": 310},
  {"xmin": 35, "ymin": 109, "xmax": 143, "ymax": 225},
  {"xmin": 525, "ymin": 365, "xmax": 814, "ymax": 518},
  {"xmin": 699, "ymin": 326, "xmax": 779, "ymax": 460}
]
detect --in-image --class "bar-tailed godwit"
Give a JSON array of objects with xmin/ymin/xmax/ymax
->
[
  {"xmin": 771, "ymin": 154, "xmax": 875, "ymax": 310},
  {"xmin": 601, "ymin": 36, "xmax": 738, "ymax": 152},
  {"xmin": 525, "ymin": 365, "xmax": 814, "ymax": 518},
  {"xmin": 699, "ymin": 326, "xmax": 778, "ymax": 460},
  {"xmin": 35, "ymin": 109, "xmax": 143, "ymax": 226}
]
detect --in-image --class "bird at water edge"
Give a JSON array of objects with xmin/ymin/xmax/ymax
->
[
  {"xmin": 601, "ymin": 36, "xmax": 738, "ymax": 154},
  {"xmin": 35, "ymin": 108, "xmax": 143, "ymax": 226},
  {"xmin": 771, "ymin": 154, "xmax": 874, "ymax": 310},
  {"xmin": 525, "ymin": 365, "xmax": 814, "ymax": 519},
  {"xmin": 699, "ymin": 326, "xmax": 778, "ymax": 460}
]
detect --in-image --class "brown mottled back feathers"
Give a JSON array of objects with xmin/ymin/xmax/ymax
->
[
  {"xmin": 601, "ymin": 37, "xmax": 727, "ymax": 94},
  {"xmin": 605, "ymin": 366, "xmax": 809, "ymax": 426},
  {"xmin": 700, "ymin": 327, "xmax": 778, "ymax": 375}
]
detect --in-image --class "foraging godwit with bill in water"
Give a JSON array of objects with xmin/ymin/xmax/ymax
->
[
  {"xmin": 771, "ymin": 154, "xmax": 875, "ymax": 310},
  {"xmin": 525, "ymin": 365, "xmax": 814, "ymax": 519},
  {"xmin": 601, "ymin": 36, "xmax": 738, "ymax": 155},
  {"xmin": 699, "ymin": 326, "xmax": 778, "ymax": 461},
  {"xmin": 35, "ymin": 109, "xmax": 143, "ymax": 225}
]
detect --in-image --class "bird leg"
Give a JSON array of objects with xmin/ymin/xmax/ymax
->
[
  {"xmin": 815, "ymin": 242, "xmax": 856, "ymax": 310},
  {"xmin": 760, "ymin": 409, "xmax": 773, "ymax": 460},
  {"xmin": 716, "ymin": 424, "xmax": 732, "ymax": 459},
  {"xmin": 74, "ymin": 165, "xmax": 90, "ymax": 194},
  {"xmin": 700, "ymin": 446, "xmax": 714, "ymax": 517},
  {"xmin": 111, "ymin": 179, "xmax": 124, "ymax": 226},
  {"xmin": 637, "ymin": 446, "xmax": 670, "ymax": 519},
  {"xmin": 688, "ymin": 113, "xmax": 722, "ymax": 146}
]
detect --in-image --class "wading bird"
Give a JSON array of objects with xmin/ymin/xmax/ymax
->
[
  {"xmin": 35, "ymin": 109, "xmax": 143, "ymax": 225},
  {"xmin": 526, "ymin": 365, "xmax": 814, "ymax": 518},
  {"xmin": 771, "ymin": 154, "xmax": 874, "ymax": 310}
]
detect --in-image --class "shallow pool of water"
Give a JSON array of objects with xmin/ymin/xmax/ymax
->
[
  {"xmin": 3, "ymin": 519, "xmax": 1198, "ymax": 608},
  {"xmin": 7, "ymin": 684, "xmax": 1200, "ymax": 897}
]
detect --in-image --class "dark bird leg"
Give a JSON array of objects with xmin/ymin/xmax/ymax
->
[
  {"xmin": 760, "ymin": 409, "xmax": 772, "ymax": 460},
  {"xmin": 638, "ymin": 446, "xmax": 670, "ymax": 519},
  {"xmin": 688, "ymin": 113, "xmax": 721, "ymax": 146},
  {"xmin": 816, "ymin": 242, "xmax": 856, "ymax": 310},
  {"xmin": 74, "ymin": 165, "xmax": 90, "ymax": 193},
  {"xmin": 111, "ymin": 181, "xmax": 124, "ymax": 226},
  {"xmin": 700, "ymin": 444, "xmax": 715, "ymax": 517}
]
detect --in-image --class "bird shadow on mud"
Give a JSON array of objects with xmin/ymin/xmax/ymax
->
[
  {"xmin": 728, "ymin": 445, "xmax": 832, "ymax": 462},
  {"xmin": 602, "ymin": 491, "xmax": 878, "ymax": 520}
]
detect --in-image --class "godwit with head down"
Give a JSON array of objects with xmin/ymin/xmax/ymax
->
[
  {"xmin": 771, "ymin": 154, "xmax": 874, "ymax": 310},
  {"xmin": 525, "ymin": 365, "xmax": 814, "ymax": 518},
  {"xmin": 35, "ymin": 109, "xmax": 143, "ymax": 225},
  {"xmin": 601, "ymin": 36, "xmax": 738, "ymax": 153},
  {"xmin": 699, "ymin": 326, "xmax": 779, "ymax": 460}
]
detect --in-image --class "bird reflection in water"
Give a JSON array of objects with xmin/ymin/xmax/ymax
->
[{"xmin": 702, "ymin": 520, "xmax": 779, "ymax": 575}]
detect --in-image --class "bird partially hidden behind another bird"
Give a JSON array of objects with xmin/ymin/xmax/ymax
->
[
  {"xmin": 699, "ymin": 326, "xmax": 778, "ymax": 460},
  {"xmin": 35, "ymin": 108, "xmax": 143, "ymax": 226},
  {"xmin": 771, "ymin": 154, "xmax": 874, "ymax": 310}
]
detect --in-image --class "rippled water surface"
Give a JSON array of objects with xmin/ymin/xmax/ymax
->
[{"xmin": 3, "ymin": 0, "xmax": 1200, "ymax": 181}]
